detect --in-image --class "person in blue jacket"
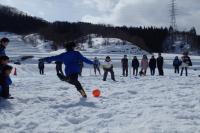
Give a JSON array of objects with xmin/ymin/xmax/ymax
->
[
  {"xmin": 39, "ymin": 42, "xmax": 94, "ymax": 98},
  {"xmin": 0, "ymin": 38, "xmax": 10, "ymax": 56},
  {"xmin": 0, "ymin": 65, "xmax": 13, "ymax": 99},
  {"xmin": 173, "ymin": 56, "xmax": 181, "ymax": 74}
]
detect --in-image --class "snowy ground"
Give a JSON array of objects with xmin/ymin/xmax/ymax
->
[
  {"xmin": 1, "ymin": 32, "xmax": 200, "ymax": 133},
  {"xmin": 1, "ymin": 64, "xmax": 200, "ymax": 133}
]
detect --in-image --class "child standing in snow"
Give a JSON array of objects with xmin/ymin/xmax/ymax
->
[
  {"xmin": 0, "ymin": 38, "xmax": 10, "ymax": 56},
  {"xmin": 157, "ymin": 53, "xmax": 164, "ymax": 76},
  {"xmin": 132, "ymin": 56, "xmax": 139, "ymax": 76},
  {"xmin": 121, "ymin": 55, "xmax": 128, "ymax": 77},
  {"xmin": 180, "ymin": 52, "xmax": 192, "ymax": 76},
  {"xmin": 149, "ymin": 56, "xmax": 156, "ymax": 76},
  {"xmin": 0, "ymin": 65, "xmax": 13, "ymax": 99},
  {"xmin": 39, "ymin": 42, "xmax": 94, "ymax": 98},
  {"xmin": 140, "ymin": 55, "xmax": 148, "ymax": 76},
  {"xmin": 93, "ymin": 57, "xmax": 101, "ymax": 76},
  {"xmin": 102, "ymin": 56, "xmax": 116, "ymax": 81},
  {"xmin": 173, "ymin": 56, "xmax": 181, "ymax": 74},
  {"xmin": 38, "ymin": 61, "xmax": 45, "ymax": 75}
]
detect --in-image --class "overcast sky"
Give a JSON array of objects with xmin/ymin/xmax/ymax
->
[{"xmin": 0, "ymin": 0, "xmax": 199, "ymax": 34}]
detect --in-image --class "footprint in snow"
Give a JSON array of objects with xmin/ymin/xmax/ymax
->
[
  {"xmin": 127, "ymin": 90, "xmax": 138, "ymax": 95},
  {"xmin": 66, "ymin": 116, "xmax": 90, "ymax": 124},
  {"xmin": 97, "ymin": 113, "xmax": 113, "ymax": 119},
  {"xmin": 25, "ymin": 122, "xmax": 38, "ymax": 130}
]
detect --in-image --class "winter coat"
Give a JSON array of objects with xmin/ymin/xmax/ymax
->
[
  {"xmin": 181, "ymin": 56, "xmax": 192, "ymax": 67},
  {"xmin": 121, "ymin": 58, "xmax": 128, "ymax": 67},
  {"xmin": 0, "ymin": 45, "xmax": 6, "ymax": 56},
  {"xmin": 41, "ymin": 51, "xmax": 93, "ymax": 76},
  {"xmin": 141, "ymin": 59, "xmax": 149, "ymax": 70},
  {"xmin": 38, "ymin": 62, "xmax": 44, "ymax": 69},
  {"xmin": 173, "ymin": 59, "xmax": 181, "ymax": 67},
  {"xmin": 102, "ymin": 60, "xmax": 113, "ymax": 70},
  {"xmin": 149, "ymin": 58, "xmax": 157, "ymax": 69},
  {"xmin": 132, "ymin": 59, "xmax": 139, "ymax": 68},
  {"xmin": 157, "ymin": 56, "xmax": 164, "ymax": 68}
]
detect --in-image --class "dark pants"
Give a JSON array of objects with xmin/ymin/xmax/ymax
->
[
  {"xmin": 103, "ymin": 69, "xmax": 115, "ymax": 81},
  {"xmin": 39, "ymin": 68, "xmax": 44, "ymax": 75},
  {"xmin": 158, "ymin": 67, "xmax": 164, "ymax": 76},
  {"xmin": 1, "ymin": 86, "xmax": 9, "ymax": 99},
  {"xmin": 133, "ymin": 68, "xmax": 138, "ymax": 76},
  {"xmin": 57, "ymin": 73, "xmax": 86, "ymax": 96},
  {"xmin": 150, "ymin": 68, "xmax": 156, "ymax": 76},
  {"xmin": 122, "ymin": 66, "xmax": 128, "ymax": 77},
  {"xmin": 94, "ymin": 65, "xmax": 101, "ymax": 75},
  {"xmin": 180, "ymin": 67, "xmax": 188, "ymax": 76},
  {"xmin": 56, "ymin": 66, "xmax": 64, "ymax": 75},
  {"xmin": 174, "ymin": 67, "xmax": 179, "ymax": 74}
]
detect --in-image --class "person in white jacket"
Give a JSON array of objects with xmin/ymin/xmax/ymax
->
[{"xmin": 102, "ymin": 56, "xmax": 116, "ymax": 81}]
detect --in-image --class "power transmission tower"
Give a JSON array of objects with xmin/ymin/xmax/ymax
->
[
  {"xmin": 170, "ymin": 0, "xmax": 177, "ymax": 30},
  {"xmin": 169, "ymin": 0, "xmax": 178, "ymax": 48}
]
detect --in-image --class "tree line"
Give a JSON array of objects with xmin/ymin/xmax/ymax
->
[{"xmin": 0, "ymin": 4, "xmax": 199, "ymax": 53}]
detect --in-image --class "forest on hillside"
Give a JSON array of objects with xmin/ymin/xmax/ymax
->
[{"xmin": 0, "ymin": 4, "xmax": 199, "ymax": 52}]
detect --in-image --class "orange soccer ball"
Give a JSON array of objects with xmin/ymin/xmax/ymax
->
[{"xmin": 92, "ymin": 89, "xmax": 101, "ymax": 97}]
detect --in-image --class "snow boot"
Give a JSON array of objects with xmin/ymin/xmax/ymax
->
[{"xmin": 79, "ymin": 89, "xmax": 87, "ymax": 98}]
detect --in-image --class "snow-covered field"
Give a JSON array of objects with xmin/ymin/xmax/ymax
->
[
  {"xmin": 1, "ymin": 65, "xmax": 200, "ymax": 133},
  {"xmin": 1, "ymin": 32, "xmax": 200, "ymax": 133}
]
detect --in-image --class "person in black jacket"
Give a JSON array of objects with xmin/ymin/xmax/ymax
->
[
  {"xmin": 55, "ymin": 61, "xmax": 64, "ymax": 76},
  {"xmin": 180, "ymin": 52, "xmax": 192, "ymax": 76},
  {"xmin": 132, "ymin": 56, "xmax": 139, "ymax": 76},
  {"xmin": 157, "ymin": 53, "xmax": 164, "ymax": 76},
  {"xmin": 38, "ymin": 61, "xmax": 45, "ymax": 75},
  {"xmin": 149, "ymin": 56, "xmax": 157, "ymax": 76},
  {"xmin": 173, "ymin": 56, "xmax": 181, "ymax": 74},
  {"xmin": 121, "ymin": 55, "xmax": 128, "ymax": 77}
]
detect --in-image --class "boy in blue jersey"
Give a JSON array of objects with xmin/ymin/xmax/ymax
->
[{"xmin": 39, "ymin": 42, "xmax": 94, "ymax": 98}]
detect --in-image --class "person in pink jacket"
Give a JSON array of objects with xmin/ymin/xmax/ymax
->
[{"xmin": 140, "ymin": 55, "xmax": 149, "ymax": 76}]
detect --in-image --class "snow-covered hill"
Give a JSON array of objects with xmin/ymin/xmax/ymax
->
[
  {"xmin": 23, "ymin": 34, "xmax": 54, "ymax": 52},
  {"xmin": 78, "ymin": 35, "xmax": 148, "ymax": 55},
  {"xmin": 51, "ymin": 35, "xmax": 148, "ymax": 56},
  {"xmin": 0, "ymin": 32, "xmax": 50, "ymax": 57}
]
